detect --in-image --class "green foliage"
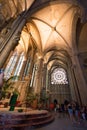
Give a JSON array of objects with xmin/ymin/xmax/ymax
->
[
  {"xmin": 13, "ymin": 88, "xmax": 19, "ymax": 95},
  {"xmin": 1, "ymin": 76, "xmax": 18, "ymax": 99},
  {"xmin": 26, "ymin": 93, "xmax": 38, "ymax": 105},
  {"xmin": 18, "ymin": 109, "xmax": 23, "ymax": 112}
]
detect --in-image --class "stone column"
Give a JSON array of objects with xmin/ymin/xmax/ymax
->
[
  {"xmin": 68, "ymin": 64, "xmax": 82, "ymax": 105},
  {"xmin": 26, "ymin": 49, "xmax": 36, "ymax": 89},
  {"xmin": 42, "ymin": 63, "xmax": 47, "ymax": 89},
  {"xmin": 72, "ymin": 54, "xmax": 87, "ymax": 105},
  {"xmin": 0, "ymin": 19, "xmax": 26, "ymax": 68},
  {"xmin": 33, "ymin": 58, "xmax": 43, "ymax": 94},
  {"xmin": 68, "ymin": 65, "xmax": 76, "ymax": 101}
]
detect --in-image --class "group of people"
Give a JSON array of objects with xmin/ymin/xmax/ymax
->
[
  {"xmin": 67, "ymin": 101, "xmax": 87, "ymax": 123},
  {"xmin": 53, "ymin": 99, "xmax": 87, "ymax": 124}
]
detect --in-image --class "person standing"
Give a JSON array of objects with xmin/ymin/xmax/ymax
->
[
  {"xmin": 74, "ymin": 102, "xmax": 80, "ymax": 123},
  {"xmin": 68, "ymin": 103, "xmax": 75, "ymax": 124}
]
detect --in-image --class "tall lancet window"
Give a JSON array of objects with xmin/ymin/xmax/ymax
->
[
  {"xmin": 4, "ymin": 52, "xmax": 18, "ymax": 79},
  {"xmin": 14, "ymin": 52, "xmax": 25, "ymax": 80},
  {"xmin": 30, "ymin": 64, "xmax": 36, "ymax": 87},
  {"xmin": 4, "ymin": 52, "xmax": 25, "ymax": 80},
  {"xmin": 23, "ymin": 57, "xmax": 30, "ymax": 77},
  {"xmin": 51, "ymin": 68, "xmax": 68, "ymax": 84}
]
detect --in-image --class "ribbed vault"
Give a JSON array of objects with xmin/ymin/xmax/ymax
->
[{"xmin": 17, "ymin": 1, "xmax": 82, "ymax": 70}]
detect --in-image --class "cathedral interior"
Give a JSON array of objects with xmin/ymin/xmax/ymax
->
[{"xmin": 0, "ymin": 0, "xmax": 87, "ymax": 108}]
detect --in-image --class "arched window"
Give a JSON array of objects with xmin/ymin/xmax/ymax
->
[
  {"xmin": 51, "ymin": 68, "xmax": 68, "ymax": 84},
  {"xmin": 4, "ymin": 52, "xmax": 25, "ymax": 80},
  {"xmin": 4, "ymin": 52, "xmax": 18, "ymax": 79},
  {"xmin": 14, "ymin": 52, "xmax": 24, "ymax": 78}
]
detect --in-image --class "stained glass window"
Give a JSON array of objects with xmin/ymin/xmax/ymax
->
[
  {"xmin": 51, "ymin": 68, "xmax": 68, "ymax": 84},
  {"xmin": 4, "ymin": 52, "xmax": 18, "ymax": 79},
  {"xmin": 14, "ymin": 52, "xmax": 24, "ymax": 77},
  {"xmin": 4, "ymin": 52, "xmax": 25, "ymax": 80}
]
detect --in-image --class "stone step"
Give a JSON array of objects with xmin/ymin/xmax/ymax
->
[{"xmin": 0, "ymin": 110, "xmax": 55, "ymax": 129}]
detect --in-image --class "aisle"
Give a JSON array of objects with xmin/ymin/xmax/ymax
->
[{"xmin": 35, "ymin": 113, "xmax": 87, "ymax": 130}]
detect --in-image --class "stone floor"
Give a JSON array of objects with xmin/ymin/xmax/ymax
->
[
  {"xmin": 0, "ymin": 108, "xmax": 87, "ymax": 130},
  {"xmin": 35, "ymin": 113, "xmax": 87, "ymax": 130}
]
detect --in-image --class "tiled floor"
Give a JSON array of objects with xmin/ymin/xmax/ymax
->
[{"xmin": 35, "ymin": 113, "xmax": 87, "ymax": 130}]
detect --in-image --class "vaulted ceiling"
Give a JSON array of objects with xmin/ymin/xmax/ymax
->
[
  {"xmin": 17, "ymin": 0, "xmax": 83, "ymax": 69},
  {"xmin": 0, "ymin": 0, "xmax": 87, "ymax": 70}
]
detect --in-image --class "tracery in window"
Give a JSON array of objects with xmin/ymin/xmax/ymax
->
[
  {"xmin": 14, "ymin": 52, "xmax": 25, "ymax": 80},
  {"xmin": 4, "ymin": 52, "xmax": 25, "ymax": 80},
  {"xmin": 51, "ymin": 68, "xmax": 68, "ymax": 84},
  {"xmin": 4, "ymin": 52, "xmax": 18, "ymax": 79},
  {"xmin": 23, "ymin": 57, "xmax": 30, "ymax": 77}
]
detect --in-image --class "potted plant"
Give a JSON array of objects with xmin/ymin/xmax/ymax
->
[
  {"xmin": 1, "ymin": 77, "xmax": 14, "ymax": 99},
  {"xmin": 40, "ymin": 88, "xmax": 49, "ymax": 109},
  {"xmin": 26, "ymin": 93, "xmax": 38, "ymax": 109},
  {"xmin": 1, "ymin": 76, "xmax": 19, "ymax": 109},
  {"xmin": 1, "ymin": 76, "xmax": 18, "ymax": 99}
]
